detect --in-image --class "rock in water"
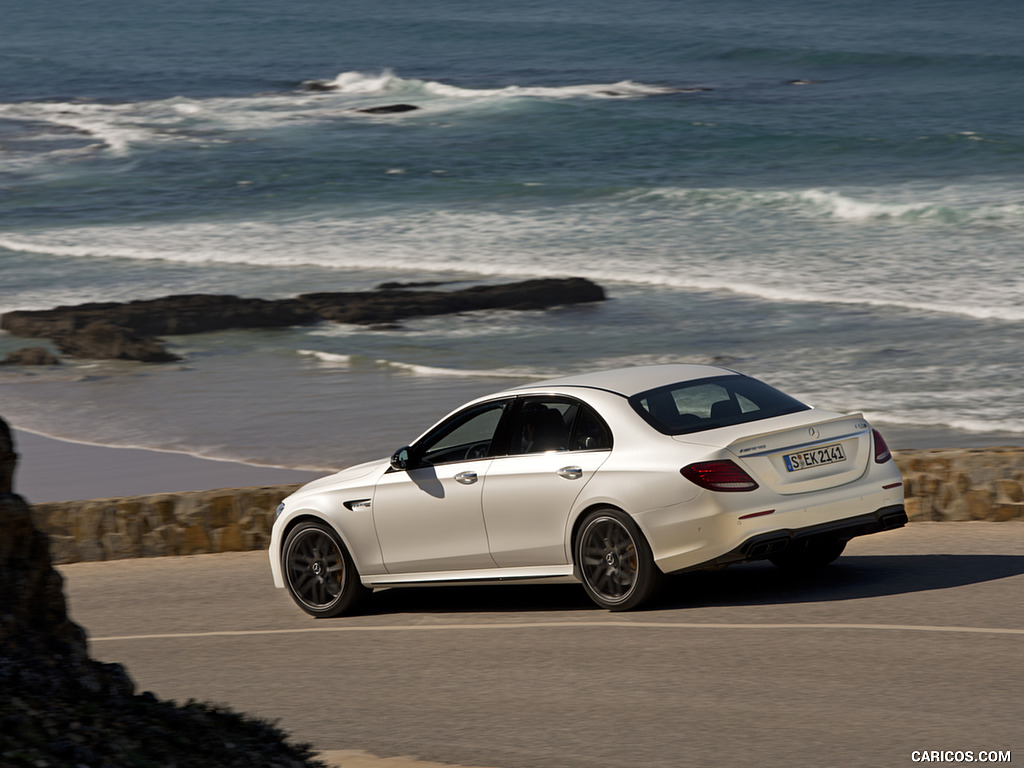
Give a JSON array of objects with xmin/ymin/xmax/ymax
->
[
  {"xmin": 355, "ymin": 103, "xmax": 420, "ymax": 114},
  {"xmin": 0, "ymin": 277, "xmax": 606, "ymax": 363}
]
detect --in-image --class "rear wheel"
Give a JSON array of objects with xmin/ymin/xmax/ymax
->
[
  {"xmin": 575, "ymin": 508, "xmax": 662, "ymax": 611},
  {"xmin": 769, "ymin": 538, "xmax": 846, "ymax": 571},
  {"xmin": 282, "ymin": 521, "xmax": 369, "ymax": 617}
]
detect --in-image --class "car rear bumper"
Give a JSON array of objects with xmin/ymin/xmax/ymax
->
[{"xmin": 668, "ymin": 504, "xmax": 908, "ymax": 574}]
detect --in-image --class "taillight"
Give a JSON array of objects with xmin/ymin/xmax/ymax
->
[
  {"xmin": 872, "ymin": 429, "xmax": 892, "ymax": 464},
  {"xmin": 681, "ymin": 460, "xmax": 759, "ymax": 492}
]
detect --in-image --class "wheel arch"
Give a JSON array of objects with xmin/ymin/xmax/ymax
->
[
  {"xmin": 278, "ymin": 510, "xmax": 366, "ymax": 572},
  {"xmin": 570, "ymin": 502, "xmax": 664, "ymax": 610},
  {"xmin": 280, "ymin": 511, "xmax": 336, "ymax": 545},
  {"xmin": 277, "ymin": 511, "xmax": 372, "ymax": 617},
  {"xmin": 568, "ymin": 500, "xmax": 668, "ymax": 578}
]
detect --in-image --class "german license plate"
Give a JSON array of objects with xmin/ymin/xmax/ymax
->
[{"xmin": 783, "ymin": 443, "xmax": 846, "ymax": 472}]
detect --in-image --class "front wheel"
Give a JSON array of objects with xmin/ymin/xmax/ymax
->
[
  {"xmin": 282, "ymin": 521, "xmax": 370, "ymax": 617},
  {"xmin": 575, "ymin": 508, "xmax": 662, "ymax": 611}
]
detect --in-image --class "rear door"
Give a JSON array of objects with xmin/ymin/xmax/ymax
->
[{"xmin": 482, "ymin": 397, "xmax": 613, "ymax": 567}]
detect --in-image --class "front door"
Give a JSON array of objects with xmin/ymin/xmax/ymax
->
[
  {"xmin": 373, "ymin": 459, "xmax": 496, "ymax": 573},
  {"xmin": 371, "ymin": 399, "xmax": 509, "ymax": 574}
]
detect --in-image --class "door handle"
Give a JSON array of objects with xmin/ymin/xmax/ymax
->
[
  {"xmin": 557, "ymin": 466, "xmax": 583, "ymax": 480},
  {"xmin": 455, "ymin": 471, "xmax": 478, "ymax": 485}
]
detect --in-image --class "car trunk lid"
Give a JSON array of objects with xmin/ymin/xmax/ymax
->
[{"xmin": 674, "ymin": 410, "xmax": 873, "ymax": 495}]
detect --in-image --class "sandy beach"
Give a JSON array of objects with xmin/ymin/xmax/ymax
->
[{"xmin": 12, "ymin": 428, "xmax": 322, "ymax": 504}]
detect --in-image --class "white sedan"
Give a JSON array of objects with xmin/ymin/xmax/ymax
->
[{"xmin": 269, "ymin": 364, "xmax": 906, "ymax": 615}]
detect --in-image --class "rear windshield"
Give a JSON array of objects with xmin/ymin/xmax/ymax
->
[{"xmin": 629, "ymin": 375, "xmax": 810, "ymax": 435}]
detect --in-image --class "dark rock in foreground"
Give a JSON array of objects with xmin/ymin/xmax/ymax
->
[
  {"xmin": 0, "ymin": 277, "xmax": 605, "ymax": 363},
  {"xmin": 0, "ymin": 419, "xmax": 325, "ymax": 767}
]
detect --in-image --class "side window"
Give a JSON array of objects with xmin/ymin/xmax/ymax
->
[
  {"xmin": 417, "ymin": 401, "xmax": 508, "ymax": 466},
  {"xmin": 571, "ymin": 403, "xmax": 612, "ymax": 451},
  {"xmin": 510, "ymin": 400, "xmax": 574, "ymax": 454},
  {"xmin": 509, "ymin": 398, "xmax": 612, "ymax": 455}
]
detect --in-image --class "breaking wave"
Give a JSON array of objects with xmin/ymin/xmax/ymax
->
[
  {"xmin": 314, "ymin": 68, "xmax": 682, "ymax": 101},
  {"xmin": 5, "ymin": 180, "xmax": 1024, "ymax": 324},
  {"xmin": 0, "ymin": 69, "xmax": 681, "ymax": 159}
]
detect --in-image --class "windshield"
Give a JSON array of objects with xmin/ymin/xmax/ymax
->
[{"xmin": 629, "ymin": 375, "xmax": 810, "ymax": 435}]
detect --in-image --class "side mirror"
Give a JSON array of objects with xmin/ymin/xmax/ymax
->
[{"xmin": 390, "ymin": 446, "xmax": 411, "ymax": 471}]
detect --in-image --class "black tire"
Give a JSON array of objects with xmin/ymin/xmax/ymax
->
[
  {"xmin": 575, "ymin": 507, "xmax": 662, "ymax": 611},
  {"xmin": 769, "ymin": 538, "xmax": 846, "ymax": 571},
  {"xmin": 282, "ymin": 521, "xmax": 370, "ymax": 617}
]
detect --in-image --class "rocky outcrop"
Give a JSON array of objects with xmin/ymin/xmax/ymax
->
[
  {"xmin": 0, "ymin": 277, "xmax": 605, "ymax": 363},
  {"xmin": 52, "ymin": 321, "xmax": 182, "ymax": 363},
  {"xmin": 6, "ymin": 294, "xmax": 319, "ymax": 337},
  {"xmin": 0, "ymin": 419, "xmax": 15, "ymax": 494},
  {"xmin": 0, "ymin": 423, "xmax": 97, "ymax": 663},
  {"xmin": 300, "ymin": 277, "xmax": 605, "ymax": 325},
  {"xmin": 0, "ymin": 419, "xmax": 327, "ymax": 767}
]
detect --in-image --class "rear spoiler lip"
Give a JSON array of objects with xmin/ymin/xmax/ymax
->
[
  {"xmin": 703, "ymin": 411, "xmax": 871, "ymax": 457},
  {"xmin": 731, "ymin": 426, "xmax": 872, "ymax": 459},
  {"xmin": 668, "ymin": 411, "xmax": 870, "ymax": 453}
]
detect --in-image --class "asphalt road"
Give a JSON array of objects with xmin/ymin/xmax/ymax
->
[{"xmin": 59, "ymin": 522, "xmax": 1023, "ymax": 768}]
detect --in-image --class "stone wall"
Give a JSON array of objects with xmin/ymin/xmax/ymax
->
[
  {"xmin": 896, "ymin": 447, "xmax": 1024, "ymax": 522},
  {"xmin": 30, "ymin": 484, "xmax": 303, "ymax": 565},
  {"xmin": 26, "ymin": 447, "xmax": 1024, "ymax": 565}
]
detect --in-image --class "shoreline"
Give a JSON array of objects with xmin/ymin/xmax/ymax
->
[
  {"xmin": 12, "ymin": 423, "xmax": 1024, "ymax": 505},
  {"xmin": 13, "ymin": 428, "xmax": 323, "ymax": 504}
]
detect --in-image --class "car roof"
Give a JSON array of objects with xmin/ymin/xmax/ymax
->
[{"xmin": 511, "ymin": 363, "xmax": 740, "ymax": 398}]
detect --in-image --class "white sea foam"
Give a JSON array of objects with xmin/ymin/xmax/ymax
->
[
  {"xmin": 0, "ymin": 101, "xmax": 179, "ymax": 156},
  {"xmin": 5, "ymin": 177, "xmax": 1024, "ymax": 322},
  {"xmin": 0, "ymin": 69, "xmax": 679, "ymax": 161},
  {"xmin": 323, "ymin": 68, "xmax": 678, "ymax": 101},
  {"xmin": 8, "ymin": 233, "xmax": 1022, "ymax": 326},
  {"xmin": 298, "ymin": 350, "xmax": 353, "ymax": 366},
  {"xmin": 627, "ymin": 185, "xmax": 1024, "ymax": 226},
  {"xmin": 798, "ymin": 189, "xmax": 937, "ymax": 220}
]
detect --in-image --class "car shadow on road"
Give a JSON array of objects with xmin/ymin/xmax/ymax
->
[
  {"xmin": 359, "ymin": 554, "xmax": 1024, "ymax": 615},
  {"xmin": 658, "ymin": 553, "xmax": 1024, "ymax": 609},
  {"xmin": 365, "ymin": 582, "xmax": 593, "ymax": 615}
]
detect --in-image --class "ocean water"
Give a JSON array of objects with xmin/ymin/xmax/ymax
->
[{"xmin": 2, "ymin": 0, "xmax": 1023, "ymax": 470}]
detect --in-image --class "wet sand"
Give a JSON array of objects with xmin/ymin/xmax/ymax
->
[{"xmin": 12, "ymin": 428, "xmax": 322, "ymax": 504}]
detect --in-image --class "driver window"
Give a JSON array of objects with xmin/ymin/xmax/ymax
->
[{"xmin": 418, "ymin": 401, "xmax": 507, "ymax": 466}]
